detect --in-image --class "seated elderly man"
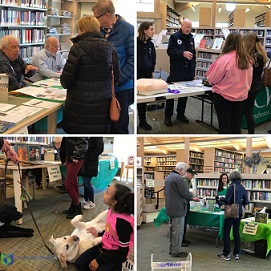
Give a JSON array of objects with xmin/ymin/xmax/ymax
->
[
  {"xmin": 0, "ymin": 35, "xmax": 38, "ymax": 91},
  {"xmin": 30, "ymin": 37, "xmax": 66, "ymax": 81}
]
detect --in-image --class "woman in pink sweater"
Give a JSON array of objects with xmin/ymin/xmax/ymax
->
[{"xmin": 206, "ymin": 32, "xmax": 253, "ymax": 134}]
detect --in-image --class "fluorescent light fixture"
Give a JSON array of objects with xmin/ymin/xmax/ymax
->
[
  {"xmin": 245, "ymin": 6, "xmax": 250, "ymax": 13},
  {"xmin": 218, "ymin": 6, "xmax": 222, "ymax": 13},
  {"xmin": 226, "ymin": 3, "xmax": 236, "ymax": 12},
  {"xmin": 191, "ymin": 5, "xmax": 196, "ymax": 12}
]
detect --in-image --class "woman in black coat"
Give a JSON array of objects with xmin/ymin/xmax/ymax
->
[
  {"xmin": 79, "ymin": 137, "xmax": 104, "ymax": 209},
  {"xmin": 60, "ymin": 16, "xmax": 119, "ymax": 134}
]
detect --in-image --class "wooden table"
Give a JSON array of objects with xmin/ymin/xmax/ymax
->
[
  {"xmin": 3, "ymin": 96, "xmax": 63, "ymax": 134},
  {"xmin": 0, "ymin": 161, "xmax": 61, "ymax": 224}
]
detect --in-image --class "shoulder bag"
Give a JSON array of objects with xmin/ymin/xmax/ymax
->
[
  {"xmin": 109, "ymin": 67, "xmax": 121, "ymax": 122},
  {"xmin": 261, "ymin": 59, "xmax": 271, "ymax": 87},
  {"xmin": 224, "ymin": 184, "xmax": 239, "ymax": 219}
]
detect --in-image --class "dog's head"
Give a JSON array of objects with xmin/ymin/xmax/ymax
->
[{"xmin": 49, "ymin": 235, "xmax": 80, "ymax": 268}]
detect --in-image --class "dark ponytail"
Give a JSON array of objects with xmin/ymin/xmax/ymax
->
[{"xmin": 114, "ymin": 183, "xmax": 134, "ymax": 215}]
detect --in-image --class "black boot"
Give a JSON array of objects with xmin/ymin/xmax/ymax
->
[
  {"xmin": 66, "ymin": 204, "xmax": 82, "ymax": 219},
  {"xmin": 63, "ymin": 201, "xmax": 75, "ymax": 214}
]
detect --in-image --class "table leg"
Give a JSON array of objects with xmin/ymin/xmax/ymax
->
[
  {"xmin": 42, "ymin": 168, "xmax": 47, "ymax": 190},
  {"xmin": 47, "ymin": 111, "xmax": 57, "ymax": 134},
  {"xmin": 13, "ymin": 170, "xmax": 23, "ymax": 224}
]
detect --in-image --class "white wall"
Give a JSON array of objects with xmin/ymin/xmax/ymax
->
[
  {"xmin": 113, "ymin": 136, "xmax": 136, "ymax": 165},
  {"xmin": 80, "ymin": 0, "xmax": 136, "ymax": 26}
]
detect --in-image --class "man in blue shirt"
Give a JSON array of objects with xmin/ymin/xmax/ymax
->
[
  {"xmin": 31, "ymin": 37, "xmax": 66, "ymax": 81},
  {"xmin": 92, "ymin": 0, "xmax": 134, "ymax": 134}
]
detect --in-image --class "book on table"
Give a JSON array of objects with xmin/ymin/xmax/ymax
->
[{"xmin": 0, "ymin": 120, "xmax": 15, "ymax": 133}]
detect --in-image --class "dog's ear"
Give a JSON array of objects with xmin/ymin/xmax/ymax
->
[
  {"xmin": 49, "ymin": 235, "xmax": 56, "ymax": 245},
  {"xmin": 59, "ymin": 253, "xmax": 67, "ymax": 268}
]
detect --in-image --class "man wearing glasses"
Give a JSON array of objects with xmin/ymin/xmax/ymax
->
[
  {"xmin": 92, "ymin": 0, "xmax": 134, "ymax": 134},
  {"xmin": 30, "ymin": 37, "xmax": 66, "ymax": 81}
]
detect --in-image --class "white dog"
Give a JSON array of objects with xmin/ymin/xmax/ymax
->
[{"xmin": 49, "ymin": 210, "xmax": 108, "ymax": 268}]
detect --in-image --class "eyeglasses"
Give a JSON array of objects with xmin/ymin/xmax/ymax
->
[{"xmin": 95, "ymin": 11, "xmax": 107, "ymax": 19}]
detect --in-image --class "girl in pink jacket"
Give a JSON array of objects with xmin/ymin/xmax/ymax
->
[{"xmin": 206, "ymin": 32, "xmax": 253, "ymax": 134}]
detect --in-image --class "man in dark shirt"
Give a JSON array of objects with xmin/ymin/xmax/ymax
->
[
  {"xmin": 165, "ymin": 19, "xmax": 196, "ymax": 126},
  {"xmin": 0, "ymin": 35, "xmax": 38, "ymax": 91}
]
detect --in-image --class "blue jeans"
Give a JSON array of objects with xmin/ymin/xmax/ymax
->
[
  {"xmin": 223, "ymin": 215, "xmax": 241, "ymax": 256},
  {"xmin": 75, "ymin": 246, "xmax": 123, "ymax": 271},
  {"xmin": 82, "ymin": 176, "xmax": 94, "ymax": 202},
  {"xmin": 111, "ymin": 88, "xmax": 134, "ymax": 134},
  {"xmin": 169, "ymin": 216, "xmax": 185, "ymax": 255}
]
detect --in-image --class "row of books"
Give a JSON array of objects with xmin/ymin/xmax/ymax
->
[
  {"xmin": 215, "ymin": 150, "xmax": 242, "ymax": 159},
  {"xmin": 0, "ymin": 29, "xmax": 45, "ymax": 44},
  {"xmin": 156, "ymin": 156, "xmax": 176, "ymax": 162},
  {"xmin": 190, "ymin": 152, "xmax": 204, "ymax": 158},
  {"xmin": 6, "ymin": 137, "xmax": 53, "ymax": 143},
  {"xmin": 247, "ymin": 191, "xmax": 271, "ymax": 201},
  {"xmin": 189, "ymin": 158, "xmax": 204, "ymax": 165},
  {"xmin": 0, "ymin": 10, "xmax": 45, "ymax": 26},
  {"xmin": 0, "ymin": 0, "xmax": 46, "ymax": 9},
  {"xmin": 197, "ymin": 179, "xmax": 218, "ymax": 187},
  {"xmin": 214, "ymin": 162, "xmax": 237, "ymax": 169},
  {"xmin": 157, "ymin": 166, "xmax": 174, "ymax": 171},
  {"xmin": 198, "ymin": 52, "xmax": 218, "ymax": 60},
  {"xmin": 20, "ymin": 45, "xmax": 43, "ymax": 61},
  {"xmin": 157, "ymin": 161, "xmax": 175, "ymax": 166},
  {"xmin": 197, "ymin": 188, "xmax": 217, "ymax": 197},
  {"xmin": 242, "ymin": 180, "xmax": 271, "ymax": 190},
  {"xmin": 196, "ymin": 61, "xmax": 211, "ymax": 69}
]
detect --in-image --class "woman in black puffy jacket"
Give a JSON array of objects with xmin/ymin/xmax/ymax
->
[{"xmin": 60, "ymin": 16, "xmax": 119, "ymax": 134}]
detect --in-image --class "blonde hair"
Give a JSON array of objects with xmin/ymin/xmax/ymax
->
[
  {"xmin": 76, "ymin": 16, "xmax": 100, "ymax": 34},
  {"xmin": 242, "ymin": 31, "xmax": 268, "ymax": 66},
  {"xmin": 92, "ymin": 0, "xmax": 115, "ymax": 16},
  {"xmin": 0, "ymin": 35, "xmax": 19, "ymax": 50}
]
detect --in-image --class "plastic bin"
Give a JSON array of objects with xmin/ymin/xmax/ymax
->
[{"xmin": 151, "ymin": 253, "xmax": 192, "ymax": 271}]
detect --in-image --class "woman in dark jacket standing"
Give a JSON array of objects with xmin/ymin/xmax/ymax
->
[
  {"xmin": 217, "ymin": 171, "xmax": 249, "ymax": 261},
  {"xmin": 79, "ymin": 137, "xmax": 104, "ymax": 209},
  {"xmin": 137, "ymin": 22, "xmax": 156, "ymax": 131},
  {"xmin": 60, "ymin": 16, "xmax": 119, "ymax": 134},
  {"xmin": 62, "ymin": 137, "xmax": 89, "ymax": 219},
  {"xmin": 242, "ymin": 31, "xmax": 268, "ymax": 134}
]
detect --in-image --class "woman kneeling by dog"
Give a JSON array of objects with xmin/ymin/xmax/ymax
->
[{"xmin": 75, "ymin": 182, "xmax": 134, "ymax": 271}]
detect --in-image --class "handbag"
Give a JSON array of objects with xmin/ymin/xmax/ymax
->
[
  {"xmin": 109, "ymin": 67, "xmax": 121, "ymax": 122},
  {"xmin": 224, "ymin": 184, "xmax": 239, "ymax": 219},
  {"xmin": 261, "ymin": 59, "xmax": 271, "ymax": 87}
]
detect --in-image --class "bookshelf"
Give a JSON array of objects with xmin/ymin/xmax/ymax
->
[
  {"xmin": 195, "ymin": 173, "xmax": 271, "ymax": 214},
  {"xmin": 176, "ymin": 149, "xmax": 204, "ymax": 173},
  {"xmin": 137, "ymin": 166, "xmax": 143, "ymax": 226},
  {"xmin": 0, "ymin": 1, "xmax": 47, "ymax": 61},
  {"xmin": 46, "ymin": 0, "xmax": 79, "ymax": 57},
  {"xmin": 195, "ymin": 48, "xmax": 221, "ymax": 79},
  {"xmin": 204, "ymin": 147, "xmax": 243, "ymax": 174},
  {"xmin": 255, "ymin": 11, "xmax": 271, "ymax": 27}
]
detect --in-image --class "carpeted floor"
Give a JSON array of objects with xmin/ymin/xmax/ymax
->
[
  {"xmin": 137, "ymin": 222, "xmax": 271, "ymax": 271},
  {"xmin": 137, "ymin": 97, "xmax": 271, "ymax": 134},
  {"xmin": 1, "ymin": 179, "xmax": 133, "ymax": 271}
]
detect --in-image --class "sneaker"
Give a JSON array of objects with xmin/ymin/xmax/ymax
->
[
  {"xmin": 83, "ymin": 201, "xmax": 96, "ymax": 209},
  {"xmin": 81, "ymin": 199, "xmax": 87, "ymax": 207},
  {"xmin": 138, "ymin": 121, "xmax": 152, "ymax": 130},
  {"xmin": 233, "ymin": 254, "xmax": 240, "ymax": 260},
  {"xmin": 182, "ymin": 239, "xmax": 192, "ymax": 244},
  {"xmin": 217, "ymin": 254, "xmax": 230, "ymax": 261}
]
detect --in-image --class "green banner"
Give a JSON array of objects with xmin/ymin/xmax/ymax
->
[{"xmin": 242, "ymin": 86, "xmax": 271, "ymax": 128}]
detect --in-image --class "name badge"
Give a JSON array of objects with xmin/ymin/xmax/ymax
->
[{"xmin": 177, "ymin": 39, "xmax": 182, "ymax": 45}]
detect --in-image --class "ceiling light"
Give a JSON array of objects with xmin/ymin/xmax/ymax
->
[
  {"xmin": 218, "ymin": 6, "xmax": 222, "ymax": 13},
  {"xmin": 245, "ymin": 6, "xmax": 250, "ymax": 13},
  {"xmin": 226, "ymin": 3, "xmax": 236, "ymax": 12},
  {"xmin": 191, "ymin": 5, "xmax": 196, "ymax": 12}
]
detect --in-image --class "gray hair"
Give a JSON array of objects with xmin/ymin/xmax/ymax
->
[
  {"xmin": 175, "ymin": 162, "xmax": 188, "ymax": 171},
  {"xmin": 0, "ymin": 35, "xmax": 19, "ymax": 50},
  {"xmin": 229, "ymin": 171, "xmax": 243, "ymax": 182},
  {"xmin": 92, "ymin": 0, "xmax": 115, "ymax": 16}
]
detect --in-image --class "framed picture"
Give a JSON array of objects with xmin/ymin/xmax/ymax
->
[
  {"xmin": 255, "ymin": 212, "xmax": 268, "ymax": 224},
  {"xmin": 28, "ymin": 146, "xmax": 41, "ymax": 161}
]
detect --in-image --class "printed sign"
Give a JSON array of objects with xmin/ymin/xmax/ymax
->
[
  {"xmin": 47, "ymin": 166, "xmax": 62, "ymax": 182},
  {"xmin": 242, "ymin": 222, "xmax": 258, "ymax": 235}
]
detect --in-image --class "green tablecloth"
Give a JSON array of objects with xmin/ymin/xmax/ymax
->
[
  {"xmin": 242, "ymin": 85, "xmax": 271, "ymax": 128},
  {"xmin": 231, "ymin": 218, "xmax": 271, "ymax": 256},
  {"xmin": 154, "ymin": 207, "xmax": 225, "ymax": 240}
]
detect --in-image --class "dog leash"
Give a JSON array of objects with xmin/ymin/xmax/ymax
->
[{"xmin": 16, "ymin": 161, "xmax": 56, "ymax": 257}]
